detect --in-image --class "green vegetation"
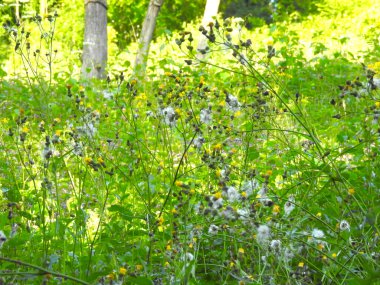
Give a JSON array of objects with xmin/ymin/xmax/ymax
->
[{"xmin": 0, "ymin": 0, "xmax": 380, "ymax": 284}]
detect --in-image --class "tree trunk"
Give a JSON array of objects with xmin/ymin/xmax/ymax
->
[
  {"xmin": 40, "ymin": 0, "xmax": 48, "ymax": 16},
  {"xmin": 15, "ymin": 0, "xmax": 20, "ymax": 22},
  {"xmin": 197, "ymin": 0, "xmax": 220, "ymax": 60},
  {"xmin": 134, "ymin": 0, "xmax": 164, "ymax": 76},
  {"xmin": 81, "ymin": 0, "xmax": 108, "ymax": 79}
]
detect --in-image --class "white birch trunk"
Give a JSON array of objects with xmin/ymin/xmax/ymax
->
[
  {"xmin": 81, "ymin": 0, "xmax": 108, "ymax": 79},
  {"xmin": 134, "ymin": 0, "xmax": 164, "ymax": 76}
]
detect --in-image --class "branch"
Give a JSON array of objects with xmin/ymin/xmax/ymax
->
[{"xmin": 0, "ymin": 257, "xmax": 91, "ymax": 285}]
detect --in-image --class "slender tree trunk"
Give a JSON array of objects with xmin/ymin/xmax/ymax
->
[
  {"xmin": 81, "ymin": 0, "xmax": 108, "ymax": 79},
  {"xmin": 15, "ymin": 0, "xmax": 20, "ymax": 22},
  {"xmin": 40, "ymin": 0, "xmax": 48, "ymax": 16},
  {"xmin": 197, "ymin": 0, "xmax": 220, "ymax": 60},
  {"xmin": 134, "ymin": 0, "xmax": 164, "ymax": 76}
]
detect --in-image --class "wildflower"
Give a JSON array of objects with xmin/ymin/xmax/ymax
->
[
  {"xmin": 265, "ymin": 170, "xmax": 273, "ymax": 176},
  {"xmin": 225, "ymin": 93, "xmax": 240, "ymax": 111},
  {"xmin": 0, "ymin": 231, "xmax": 7, "ymax": 248},
  {"xmin": 213, "ymin": 143, "xmax": 222, "ymax": 151},
  {"xmin": 238, "ymin": 248, "xmax": 245, "ymax": 254},
  {"xmin": 200, "ymin": 108, "xmax": 212, "ymax": 124},
  {"xmin": 312, "ymin": 229, "xmax": 325, "ymax": 239},
  {"xmin": 257, "ymin": 225, "xmax": 271, "ymax": 246},
  {"xmin": 106, "ymin": 273, "xmax": 115, "ymax": 280},
  {"xmin": 298, "ymin": 262, "xmax": 304, "ymax": 268},
  {"xmin": 221, "ymin": 206, "xmax": 235, "ymax": 220},
  {"xmin": 208, "ymin": 224, "xmax": 219, "ymax": 235},
  {"xmin": 209, "ymin": 196, "xmax": 224, "ymax": 209},
  {"xmin": 214, "ymin": 192, "xmax": 222, "ymax": 199},
  {"xmin": 241, "ymin": 180, "xmax": 260, "ymax": 197},
  {"xmin": 339, "ymin": 220, "xmax": 350, "ymax": 232},
  {"xmin": 348, "ymin": 188, "xmax": 355, "ymax": 195},
  {"xmin": 161, "ymin": 106, "xmax": 176, "ymax": 127},
  {"xmin": 224, "ymin": 186, "xmax": 240, "ymax": 202},
  {"xmin": 272, "ymin": 205, "xmax": 280, "ymax": 215},
  {"xmin": 332, "ymin": 253, "xmax": 337, "ymax": 258},
  {"xmin": 193, "ymin": 136, "xmax": 205, "ymax": 148},
  {"xmin": 270, "ymin": 239, "xmax": 281, "ymax": 252},
  {"xmin": 42, "ymin": 146, "xmax": 53, "ymax": 160},
  {"xmin": 119, "ymin": 267, "xmax": 127, "ymax": 275},
  {"xmin": 284, "ymin": 246, "xmax": 295, "ymax": 262},
  {"xmin": 237, "ymin": 208, "xmax": 250, "ymax": 221},
  {"xmin": 135, "ymin": 264, "xmax": 143, "ymax": 271},
  {"xmin": 77, "ymin": 122, "xmax": 97, "ymax": 137},
  {"xmin": 284, "ymin": 195, "xmax": 295, "ymax": 216}
]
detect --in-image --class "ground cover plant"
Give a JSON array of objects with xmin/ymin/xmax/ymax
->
[{"xmin": 0, "ymin": 0, "xmax": 380, "ymax": 284}]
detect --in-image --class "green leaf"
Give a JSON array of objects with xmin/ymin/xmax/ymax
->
[
  {"xmin": 247, "ymin": 147, "xmax": 259, "ymax": 161},
  {"xmin": 108, "ymin": 204, "xmax": 134, "ymax": 221}
]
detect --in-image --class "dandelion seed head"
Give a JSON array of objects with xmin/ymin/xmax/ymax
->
[{"xmin": 339, "ymin": 220, "xmax": 350, "ymax": 231}]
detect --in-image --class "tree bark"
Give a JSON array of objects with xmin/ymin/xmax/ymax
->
[
  {"xmin": 134, "ymin": 0, "xmax": 164, "ymax": 76},
  {"xmin": 81, "ymin": 0, "xmax": 108, "ymax": 79},
  {"xmin": 197, "ymin": 0, "xmax": 220, "ymax": 60}
]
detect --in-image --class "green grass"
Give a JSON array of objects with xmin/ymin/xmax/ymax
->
[{"xmin": 0, "ymin": 0, "xmax": 380, "ymax": 284}]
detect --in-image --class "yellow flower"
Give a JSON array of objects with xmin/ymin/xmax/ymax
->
[
  {"xmin": 175, "ymin": 181, "xmax": 183, "ymax": 187},
  {"xmin": 21, "ymin": 126, "xmax": 29, "ymax": 133},
  {"xmin": 213, "ymin": 143, "xmax": 222, "ymax": 151},
  {"xmin": 265, "ymin": 170, "xmax": 273, "ymax": 176},
  {"xmin": 241, "ymin": 191, "xmax": 247, "ymax": 198},
  {"xmin": 332, "ymin": 253, "xmax": 337, "ymax": 258},
  {"xmin": 214, "ymin": 192, "xmax": 222, "ymax": 199},
  {"xmin": 189, "ymin": 243, "xmax": 193, "ymax": 248},
  {"xmin": 171, "ymin": 208, "xmax": 177, "ymax": 214},
  {"xmin": 272, "ymin": 204, "xmax": 280, "ymax": 214},
  {"xmin": 234, "ymin": 110, "xmax": 242, "ymax": 117},
  {"xmin": 1, "ymin": 118, "xmax": 9, "ymax": 123},
  {"xmin": 79, "ymin": 85, "xmax": 85, "ymax": 92},
  {"xmin": 238, "ymin": 248, "xmax": 245, "ymax": 254},
  {"xmin": 316, "ymin": 212, "xmax": 322, "ymax": 218},
  {"xmin": 375, "ymin": 102, "xmax": 380, "ymax": 109},
  {"xmin": 348, "ymin": 188, "xmax": 355, "ymax": 195},
  {"xmin": 135, "ymin": 264, "xmax": 143, "ymax": 271},
  {"xmin": 189, "ymin": 189, "xmax": 195, "ymax": 195},
  {"xmin": 119, "ymin": 267, "xmax": 127, "ymax": 275},
  {"xmin": 130, "ymin": 79, "xmax": 137, "ymax": 85},
  {"xmin": 107, "ymin": 273, "xmax": 115, "ymax": 280},
  {"xmin": 158, "ymin": 216, "xmax": 164, "ymax": 225},
  {"xmin": 166, "ymin": 244, "xmax": 171, "ymax": 250},
  {"xmin": 298, "ymin": 262, "xmax": 304, "ymax": 267},
  {"xmin": 55, "ymin": 130, "xmax": 62, "ymax": 136},
  {"xmin": 164, "ymin": 72, "xmax": 172, "ymax": 76},
  {"xmin": 229, "ymin": 261, "xmax": 235, "ymax": 268},
  {"xmin": 164, "ymin": 261, "xmax": 170, "ymax": 267},
  {"xmin": 84, "ymin": 157, "xmax": 93, "ymax": 165},
  {"xmin": 175, "ymin": 108, "xmax": 182, "ymax": 116},
  {"xmin": 317, "ymin": 243, "xmax": 324, "ymax": 250}
]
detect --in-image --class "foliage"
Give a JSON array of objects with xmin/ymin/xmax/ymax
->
[{"xmin": 0, "ymin": 0, "xmax": 380, "ymax": 284}]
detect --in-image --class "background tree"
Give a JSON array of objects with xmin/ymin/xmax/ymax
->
[
  {"xmin": 81, "ymin": 0, "xmax": 107, "ymax": 79},
  {"xmin": 134, "ymin": 0, "xmax": 164, "ymax": 76}
]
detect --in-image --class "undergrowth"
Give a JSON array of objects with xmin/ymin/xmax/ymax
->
[{"xmin": 0, "ymin": 2, "xmax": 380, "ymax": 285}]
